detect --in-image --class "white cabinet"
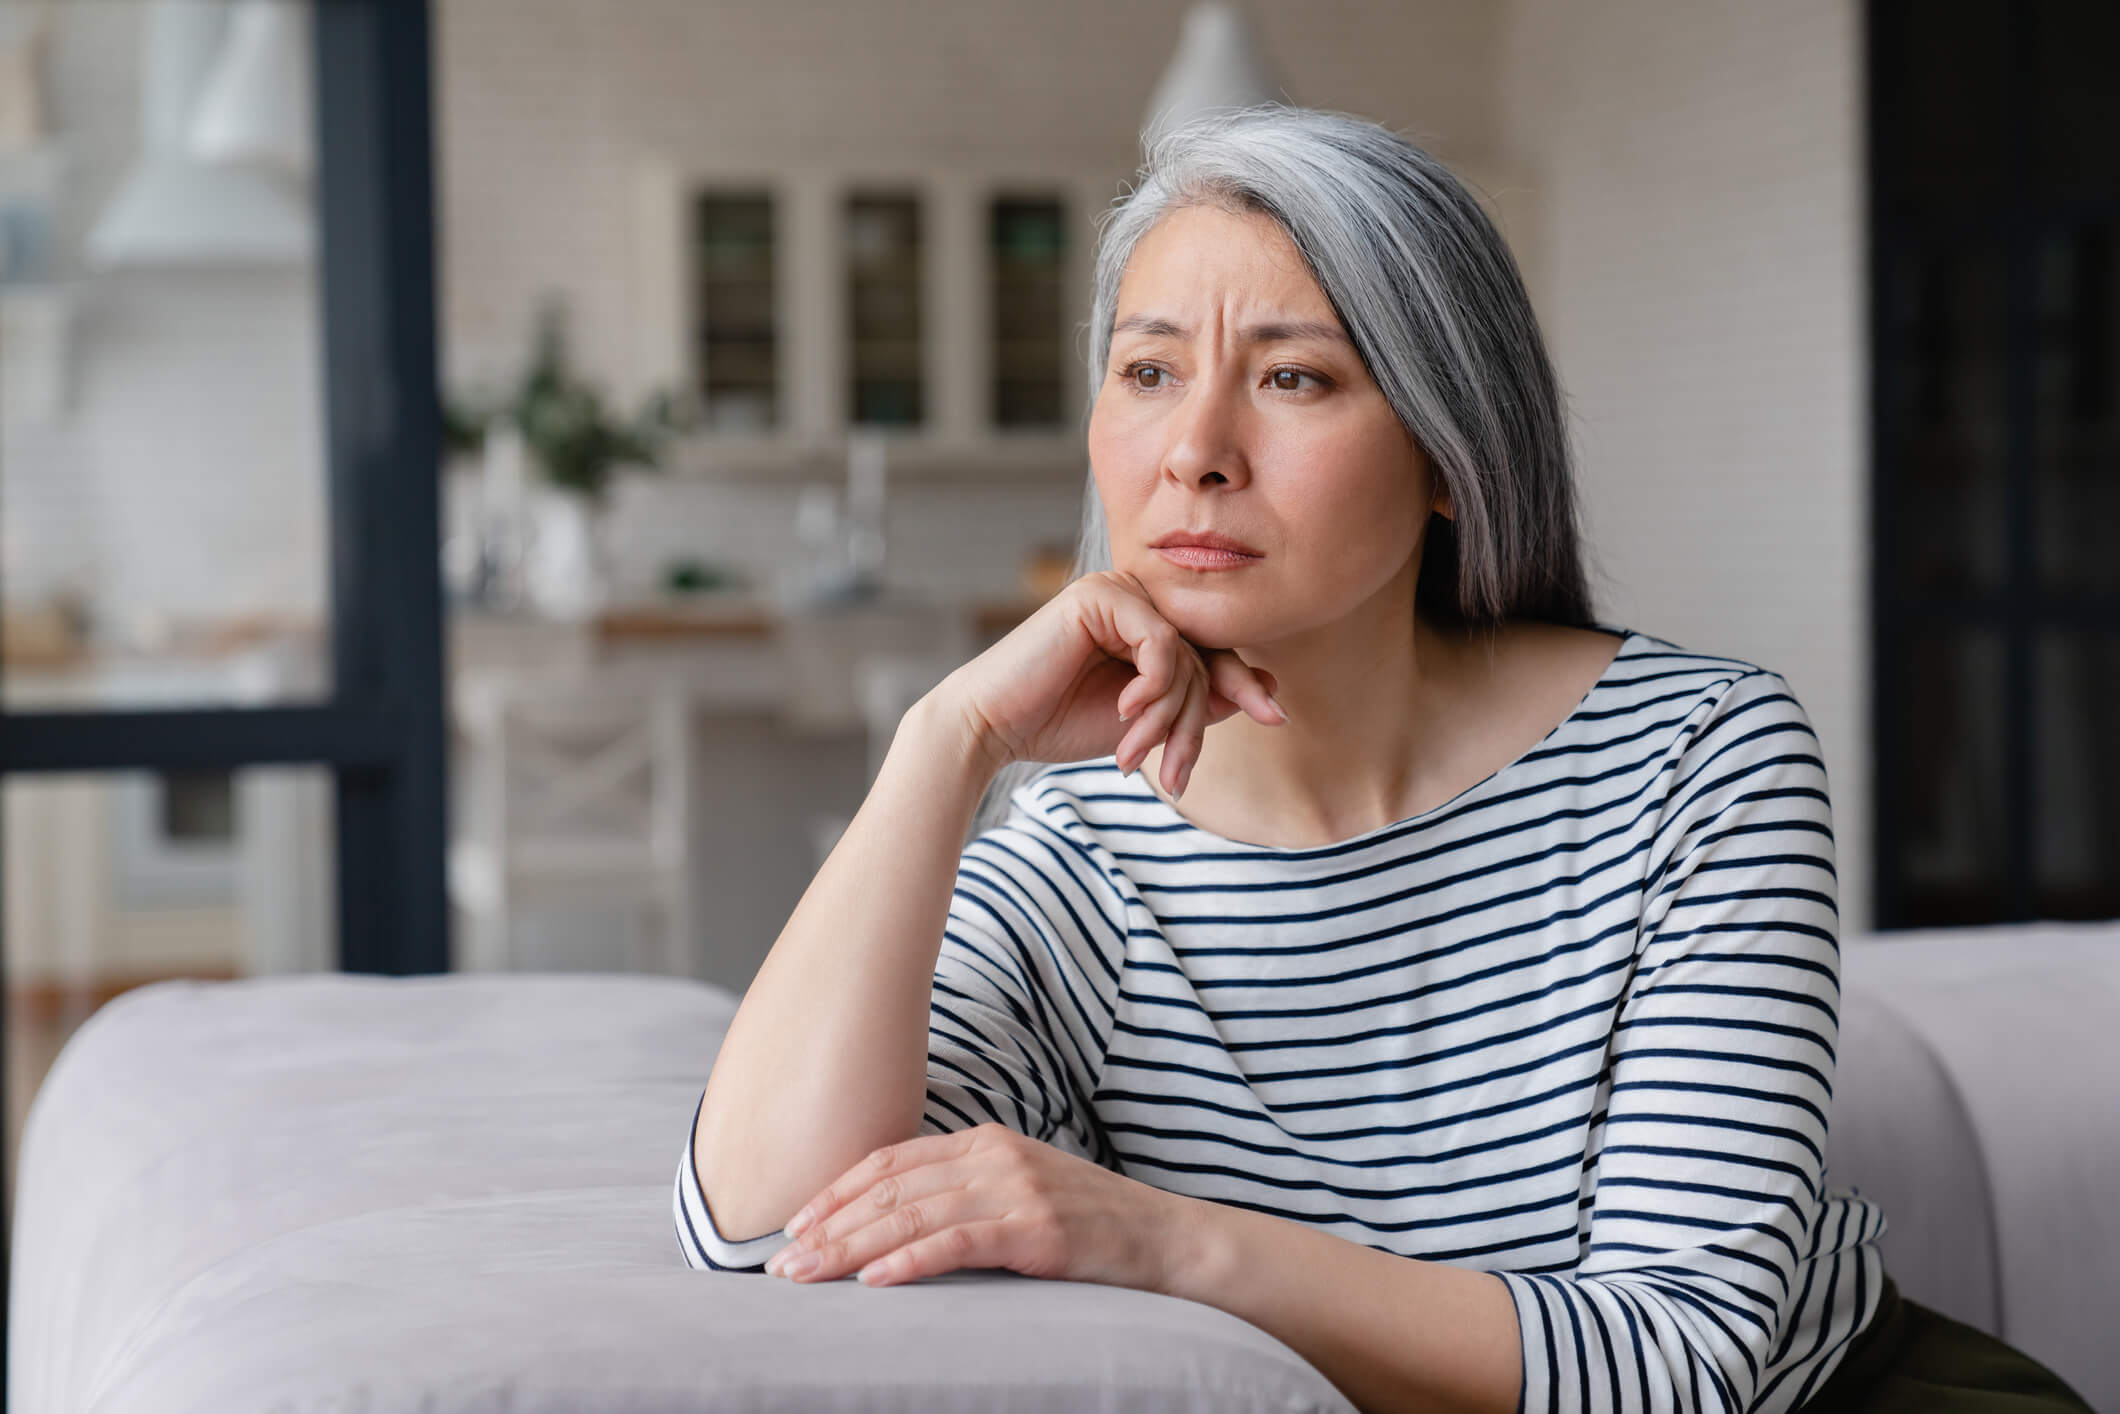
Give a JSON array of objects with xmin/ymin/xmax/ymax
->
[{"xmin": 628, "ymin": 157, "xmax": 1121, "ymax": 480}]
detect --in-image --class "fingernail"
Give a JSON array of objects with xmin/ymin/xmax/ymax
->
[
  {"xmin": 783, "ymin": 1252, "xmax": 821, "ymax": 1278},
  {"xmin": 785, "ymin": 1207, "xmax": 813, "ymax": 1240},
  {"xmin": 1267, "ymin": 694, "xmax": 1289, "ymax": 723}
]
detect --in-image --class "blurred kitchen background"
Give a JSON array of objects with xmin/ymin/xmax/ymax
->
[{"xmin": 2, "ymin": 0, "xmax": 2115, "ymax": 1227}]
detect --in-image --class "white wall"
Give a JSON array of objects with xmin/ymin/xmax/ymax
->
[
  {"xmin": 1498, "ymin": 0, "xmax": 1871, "ymax": 930},
  {"xmin": 434, "ymin": 0, "xmax": 1508, "ymax": 389},
  {"xmin": 0, "ymin": 1, "xmax": 330, "ymax": 642}
]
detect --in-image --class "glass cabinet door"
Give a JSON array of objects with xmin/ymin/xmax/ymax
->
[
  {"xmin": 989, "ymin": 196, "xmax": 1067, "ymax": 429},
  {"xmin": 845, "ymin": 192, "xmax": 923, "ymax": 427},
  {"xmin": 693, "ymin": 192, "xmax": 779, "ymax": 433}
]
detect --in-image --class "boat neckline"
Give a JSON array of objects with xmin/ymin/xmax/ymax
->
[{"xmin": 1121, "ymin": 624, "xmax": 1643, "ymax": 855}]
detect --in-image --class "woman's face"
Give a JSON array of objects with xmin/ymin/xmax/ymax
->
[{"xmin": 1087, "ymin": 201, "xmax": 1449, "ymax": 653}]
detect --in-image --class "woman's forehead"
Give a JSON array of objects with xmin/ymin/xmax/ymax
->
[{"xmin": 1115, "ymin": 205, "xmax": 1335, "ymax": 326}]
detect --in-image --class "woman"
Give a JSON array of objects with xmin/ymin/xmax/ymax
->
[{"xmin": 675, "ymin": 107, "xmax": 2092, "ymax": 1414}]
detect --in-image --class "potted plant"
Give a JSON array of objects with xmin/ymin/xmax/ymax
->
[{"xmin": 446, "ymin": 298, "xmax": 692, "ymax": 619}]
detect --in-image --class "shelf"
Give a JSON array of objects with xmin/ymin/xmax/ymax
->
[{"xmin": 660, "ymin": 431, "xmax": 1083, "ymax": 483}]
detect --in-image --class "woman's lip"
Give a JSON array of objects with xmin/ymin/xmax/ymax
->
[{"xmin": 1154, "ymin": 545, "xmax": 1263, "ymax": 570}]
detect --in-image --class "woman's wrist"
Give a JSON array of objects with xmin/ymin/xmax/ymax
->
[
  {"xmin": 885, "ymin": 687, "xmax": 1010, "ymax": 799},
  {"xmin": 1153, "ymin": 1188, "xmax": 1241, "ymax": 1303},
  {"xmin": 902, "ymin": 680, "xmax": 1013, "ymax": 784}
]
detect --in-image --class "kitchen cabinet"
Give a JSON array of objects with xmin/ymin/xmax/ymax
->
[{"xmin": 628, "ymin": 157, "xmax": 1119, "ymax": 481}]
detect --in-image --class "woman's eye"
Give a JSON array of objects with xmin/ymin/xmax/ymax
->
[{"xmin": 1116, "ymin": 362, "xmax": 1321, "ymax": 393}]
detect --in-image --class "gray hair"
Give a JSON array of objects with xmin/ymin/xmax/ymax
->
[{"xmin": 967, "ymin": 103, "xmax": 1599, "ymax": 841}]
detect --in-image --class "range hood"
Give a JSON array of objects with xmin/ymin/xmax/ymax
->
[
  {"xmin": 1140, "ymin": 2, "xmax": 1282, "ymax": 152},
  {"xmin": 86, "ymin": 0, "xmax": 313, "ymax": 269}
]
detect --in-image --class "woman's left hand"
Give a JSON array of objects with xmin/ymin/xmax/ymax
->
[{"xmin": 763, "ymin": 1122, "xmax": 1193, "ymax": 1293}]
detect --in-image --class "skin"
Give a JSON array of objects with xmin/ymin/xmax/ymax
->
[
  {"xmin": 1091, "ymin": 201, "xmax": 1618, "ymax": 847},
  {"xmin": 756, "ymin": 201, "xmax": 1632, "ymax": 1414}
]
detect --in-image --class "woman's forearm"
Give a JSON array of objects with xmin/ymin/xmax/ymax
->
[
  {"xmin": 1160, "ymin": 1194, "xmax": 1523, "ymax": 1414},
  {"xmin": 691, "ymin": 690, "xmax": 1003, "ymax": 1243}
]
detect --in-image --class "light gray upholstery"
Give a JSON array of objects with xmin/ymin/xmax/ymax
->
[
  {"xmin": 11, "ymin": 923, "xmax": 2117, "ymax": 1412},
  {"xmin": 1827, "ymin": 925, "xmax": 2120, "ymax": 1411},
  {"xmin": 8, "ymin": 973, "xmax": 1350, "ymax": 1414}
]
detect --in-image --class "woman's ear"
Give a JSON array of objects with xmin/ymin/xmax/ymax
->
[{"xmin": 1433, "ymin": 489, "xmax": 1454, "ymax": 522}]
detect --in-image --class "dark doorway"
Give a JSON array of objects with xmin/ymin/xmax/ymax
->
[{"xmin": 1869, "ymin": 0, "xmax": 2120, "ymax": 927}]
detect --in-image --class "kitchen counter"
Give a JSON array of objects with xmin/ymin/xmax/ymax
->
[
  {"xmin": 585, "ymin": 590, "xmax": 1044, "ymax": 643},
  {"xmin": 450, "ymin": 588, "xmax": 1047, "ymax": 735}
]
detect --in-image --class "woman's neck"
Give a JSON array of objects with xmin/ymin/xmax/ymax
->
[
  {"xmin": 1146, "ymin": 598, "xmax": 1498, "ymax": 849},
  {"xmin": 1144, "ymin": 612, "xmax": 1623, "ymax": 850}
]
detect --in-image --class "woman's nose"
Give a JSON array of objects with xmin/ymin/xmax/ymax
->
[{"xmin": 1160, "ymin": 371, "xmax": 1250, "ymax": 489}]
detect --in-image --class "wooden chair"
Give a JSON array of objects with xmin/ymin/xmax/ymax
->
[{"xmin": 447, "ymin": 674, "xmax": 695, "ymax": 976}]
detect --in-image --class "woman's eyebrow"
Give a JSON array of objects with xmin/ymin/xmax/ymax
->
[{"xmin": 1112, "ymin": 313, "xmax": 1351, "ymax": 346}]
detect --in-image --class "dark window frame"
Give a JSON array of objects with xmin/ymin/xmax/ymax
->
[{"xmin": 0, "ymin": 1, "xmax": 448, "ymax": 1393}]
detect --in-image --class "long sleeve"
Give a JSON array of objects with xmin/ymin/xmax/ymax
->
[
  {"xmin": 918, "ymin": 791, "xmax": 1123, "ymax": 1164},
  {"xmin": 1494, "ymin": 668, "xmax": 1859, "ymax": 1414},
  {"xmin": 675, "ymin": 781, "xmax": 1122, "ymax": 1274},
  {"xmin": 673, "ymin": 1083, "xmax": 795, "ymax": 1271}
]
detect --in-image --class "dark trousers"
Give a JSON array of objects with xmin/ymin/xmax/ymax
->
[{"xmin": 1801, "ymin": 1272, "xmax": 2096, "ymax": 1412}]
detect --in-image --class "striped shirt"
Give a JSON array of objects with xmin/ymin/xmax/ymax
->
[{"xmin": 675, "ymin": 624, "xmax": 1888, "ymax": 1414}]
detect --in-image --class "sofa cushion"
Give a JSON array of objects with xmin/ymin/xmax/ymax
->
[
  {"xmin": 1831, "ymin": 924, "xmax": 2120, "ymax": 1414},
  {"xmin": 1830, "ymin": 965, "xmax": 2001, "ymax": 1330},
  {"xmin": 8, "ymin": 972, "xmax": 1354, "ymax": 1414}
]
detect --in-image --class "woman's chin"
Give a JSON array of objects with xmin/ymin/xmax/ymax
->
[{"xmin": 1141, "ymin": 582, "xmax": 1276, "ymax": 651}]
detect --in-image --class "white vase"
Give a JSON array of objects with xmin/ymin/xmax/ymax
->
[{"xmin": 524, "ymin": 486, "xmax": 607, "ymax": 621}]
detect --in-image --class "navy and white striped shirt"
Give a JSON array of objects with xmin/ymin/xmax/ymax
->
[{"xmin": 676, "ymin": 625, "xmax": 1887, "ymax": 1414}]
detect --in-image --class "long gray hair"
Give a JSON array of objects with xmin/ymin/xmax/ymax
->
[{"xmin": 967, "ymin": 104, "xmax": 1599, "ymax": 841}]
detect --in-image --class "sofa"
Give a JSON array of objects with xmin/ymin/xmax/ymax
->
[{"xmin": 10, "ymin": 920, "xmax": 2116, "ymax": 1413}]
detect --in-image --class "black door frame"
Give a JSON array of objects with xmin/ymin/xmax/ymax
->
[{"xmin": 0, "ymin": 0, "xmax": 447, "ymax": 1397}]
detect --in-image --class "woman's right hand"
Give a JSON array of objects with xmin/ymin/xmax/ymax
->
[{"xmin": 934, "ymin": 570, "xmax": 1288, "ymax": 800}]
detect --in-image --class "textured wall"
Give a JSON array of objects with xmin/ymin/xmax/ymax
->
[
  {"xmin": 434, "ymin": 0, "xmax": 1507, "ymax": 386},
  {"xmin": 1498, "ymin": 0, "xmax": 1869, "ymax": 930}
]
